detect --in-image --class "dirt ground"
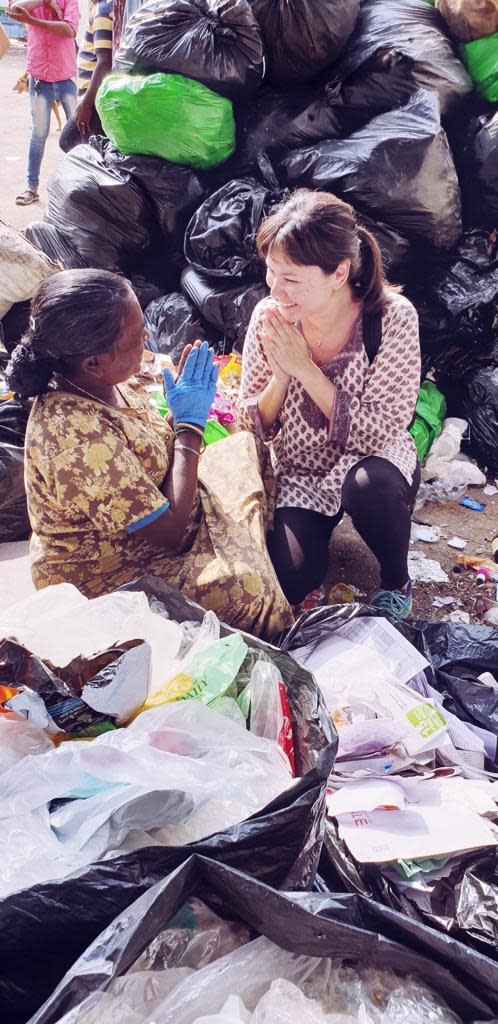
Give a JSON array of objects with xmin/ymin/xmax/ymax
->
[
  {"xmin": 1, "ymin": 41, "xmax": 496, "ymax": 624},
  {"xmin": 326, "ymin": 487, "xmax": 498, "ymax": 622}
]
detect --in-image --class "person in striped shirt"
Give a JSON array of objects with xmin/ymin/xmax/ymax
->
[{"xmin": 60, "ymin": 0, "xmax": 113, "ymax": 152}]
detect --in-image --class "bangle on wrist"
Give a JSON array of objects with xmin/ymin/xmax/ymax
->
[
  {"xmin": 175, "ymin": 422, "xmax": 204, "ymax": 439},
  {"xmin": 175, "ymin": 443, "xmax": 200, "ymax": 458}
]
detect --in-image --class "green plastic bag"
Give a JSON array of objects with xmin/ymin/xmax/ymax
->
[
  {"xmin": 409, "ymin": 380, "xmax": 447, "ymax": 462},
  {"xmin": 96, "ymin": 71, "xmax": 236, "ymax": 169},
  {"xmin": 461, "ymin": 32, "xmax": 498, "ymax": 102}
]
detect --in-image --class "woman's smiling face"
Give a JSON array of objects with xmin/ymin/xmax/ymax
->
[{"xmin": 265, "ymin": 247, "xmax": 348, "ymax": 322}]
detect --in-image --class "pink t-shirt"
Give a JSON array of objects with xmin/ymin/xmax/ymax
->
[{"xmin": 26, "ymin": 0, "xmax": 79, "ymax": 82}]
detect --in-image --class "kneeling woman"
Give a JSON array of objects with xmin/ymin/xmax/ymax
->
[
  {"xmin": 7, "ymin": 269, "xmax": 292, "ymax": 639},
  {"xmin": 237, "ymin": 190, "xmax": 421, "ymax": 619}
]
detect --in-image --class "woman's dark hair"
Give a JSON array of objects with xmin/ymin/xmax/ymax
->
[
  {"xmin": 6, "ymin": 268, "xmax": 134, "ymax": 400},
  {"xmin": 256, "ymin": 189, "xmax": 387, "ymax": 316}
]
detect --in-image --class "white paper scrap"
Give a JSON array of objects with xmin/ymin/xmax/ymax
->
[
  {"xmin": 328, "ymin": 779, "xmax": 406, "ymax": 817},
  {"xmin": 337, "ymin": 804, "xmax": 497, "ymax": 863},
  {"xmin": 408, "ymin": 551, "xmax": 449, "ymax": 583},
  {"xmin": 447, "ymin": 536, "xmax": 468, "ymax": 550}
]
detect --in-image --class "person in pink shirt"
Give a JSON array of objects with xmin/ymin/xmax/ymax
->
[{"xmin": 8, "ymin": 0, "xmax": 78, "ymax": 205}]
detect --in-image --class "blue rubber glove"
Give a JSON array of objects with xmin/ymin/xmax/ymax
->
[{"xmin": 163, "ymin": 341, "xmax": 218, "ymax": 429}]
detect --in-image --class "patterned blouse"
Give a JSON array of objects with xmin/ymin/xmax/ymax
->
[{"xmin": 236, "ymin": 290, "xmax": 421, "ymax": 517}]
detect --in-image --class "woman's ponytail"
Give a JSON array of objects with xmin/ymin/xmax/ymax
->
[{"xmin": 350, "ymin": 226, "xmax": 387, "ymax": 317}]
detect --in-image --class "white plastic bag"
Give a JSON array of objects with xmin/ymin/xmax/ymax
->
[
  {"xmin": 0, "ymin": 584, "xmax": 183, "ymax": 693},
  {"xmin": 0, "ymin": 714, "xmax": 53, "ymax": 774},
  {"xmin": 0, "ymin": 702, "xmax": 292, "ymax": 898}
]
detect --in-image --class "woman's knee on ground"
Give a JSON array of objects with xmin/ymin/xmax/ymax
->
[{"xmin": 341, "ymin": 457, "xmax": 406, "ymax": 518}]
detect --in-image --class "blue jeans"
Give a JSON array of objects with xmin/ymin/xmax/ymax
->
[{"xmin": 28, "ymin": 76, "xmax": 76, "ymax": 190}]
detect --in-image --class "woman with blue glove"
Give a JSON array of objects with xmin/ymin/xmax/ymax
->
[{"xmin": 6, "ymin": 268, "xmax": 292, "ymax": 638}]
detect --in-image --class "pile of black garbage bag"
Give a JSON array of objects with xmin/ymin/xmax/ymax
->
[{"xmin": 1, "ymin": 0, "xmax": 497, "ymax": 495}]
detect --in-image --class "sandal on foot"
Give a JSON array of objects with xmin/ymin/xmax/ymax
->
[{"xmin": 16, "ymin": 189, "xmax": 39, "ymax": 206}]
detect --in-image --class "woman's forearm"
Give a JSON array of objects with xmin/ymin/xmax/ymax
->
[
  {"xmin": 299, "ymin": 362, "xmax": 336, "ymax": 420},
  {"xmin": 160, "ymin": 432, "xmax": 202, "ymax": 548},
  {"xmin": 257, "ymin": 375, "xmax": 289, "ymax": 431}
]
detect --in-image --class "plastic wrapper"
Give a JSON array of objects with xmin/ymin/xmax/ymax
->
[
  {"xmin": 329, "ymin": 0, "xmax": 472, "ymax": 122},
  {"xmin": 436, "ymin": 0, "xmax": 498, "ymax": 41},
  {"xmin": 144, "ymin": 292, "xmax": 222, "ymax": 362},
  {"xmin": 0, "ymin": 397, "xmax": 30, "ymax": 543},
  {"xmin": 248, "ymin": 0, "xmax": 359, "ymax": 85},
  {"xmin": 24, "ymin": 222, "xmax": 87, "ymax": 270},
  {"xmin": 248, "ymin": 660, "xmax": 295, "ymax": 775},
  {"xmin": 46, "ymin": 144, "xmax": 158, "ymax": 275},
  {"xmin": 181, "ymin": 266, "xmax": 266, "ymax": 349},
  {"xmin": 184, "ymin": 173, "xmax": 289, "ymax": 280},
  {"xmin": 96, "ymin": 72, "xmax": 236, "ymax": 170},
  {"xmin": 135, "ymin": 633, "xmax": 248, "ymax": 716},
  {"xmin": 462, "ymin": 31, "xmax": 498, "ymax": 103},
  {"xmin": 0, "ymin": 637, "xmax": 151, "ymax": 735},
  {"xmin": 27, "ymin": 858, "xmax": 498, "ymax": 1024},
  {"xmin": 279, "ymin": 90, "xmax": 462, "ymax": 253},
  {"xmin": 115, "ymin": 0, "xmax": 264, "ymax": 99}
]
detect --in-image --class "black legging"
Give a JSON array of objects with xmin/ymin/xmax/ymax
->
[{"xmin": 267, "ymin": 456, "xmax": 421, "ymax": 605}]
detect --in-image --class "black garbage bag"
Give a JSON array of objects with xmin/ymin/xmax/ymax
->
[
  {"xmin": 435, "ymin": 228, "xmax": 498, "ymax": 318},
  {"xmin": 24, "ymin": 222, "xmax": 87, "ymax": 270},
  {"xmin": 144, "ymin": 291, "xmax": 223, "ymax": 361},
  {"xmin": 0, "ymin": 301, "xmax": 31, "ymax": 355},
  {"xmin": 330, "ymin": 0, "xmax": 472, "ymax": 122},
  {"xmin": 463, "ymin": 110, "xmax": 498, "ymax": 224},
  {"xmin": 129, "ymin": 275, "xmax": 163, "ymax": 309},
  {"xmin": 279, "ymin": 89, "xmax": 462, "ymax": 253},
  {"xmin": 235, "ymin": 85, "xmax": 342, "ymax": 173},
  {"xmin": 102, "ymin": 145, "xmax": 205, "ymax": 258},
  {"xmin": 184, "ymin": 171, "xmax": 289, "ymax": 280},
  {"xmin": 359, "ymin": 212, "xmax": 413, "ymax": 281},
  {"xmin": 401, "ymin": 618, "xmax": 498, "ymax": 736},
  {"xmin": 249, "ymin": 0, "xmax": 359, "ymax": 85},
  {"xmin": 0, "ymin": 399, "xmax": 30, "ymax": 543},
  {"xmin": 182, "ymin": 265, "xmax": 266, "ymax": 348},
  {"xmin": 26, "ymin": 857, "xmax": 498, "ymax": 1024},
  {"xmin": 115, "ymin": 0, "xmax": 264, "ymax": 99},
  {"xmin": 423, "ymin": 228, "xmax": 498, "ymax": 377},
  {"xmin": 459, "ymin": 365, "xmax": 498, "ymax": 473},
  {"xmin": 46, "ymin": 144, "xmax": 159, "ymax": 275}
]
